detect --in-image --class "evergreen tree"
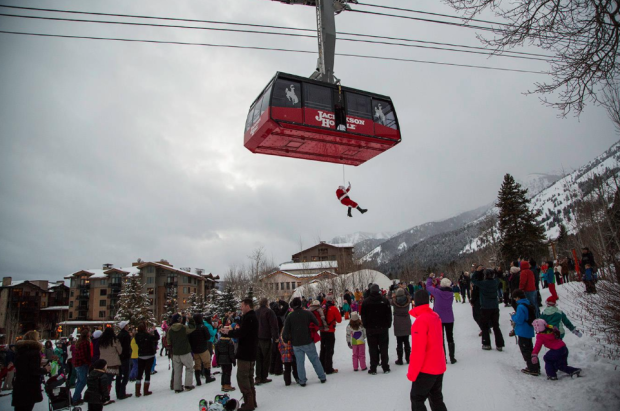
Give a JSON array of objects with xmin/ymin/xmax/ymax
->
[
  {"xmin": 163, "ymin": 292, "xmax": 179, "ymax": 322},
  {"xmin": 187, "ymin": 293, "xmax": 208, "ymax": 315},
  {"xmin": 496, "ymin": 174, "xmax": 547, "ymax": 262},
  {"xmin": 217, "ymin": 287, "xmax": 239, "ymax": 317},
  {"xmin": 556, "ymin": 223, "xmax": 569, "ymax": 253},
  {"xmin": 114, "ymin": 276, "xmax": 156, "ymax": 328}
]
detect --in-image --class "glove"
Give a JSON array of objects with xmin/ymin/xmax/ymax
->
[
  {"xmin": 572, "ymin": 329, "xmax": 583, "ymax": 338},
  {"xmin": 348, "ymin": 343, "xmax": 352, "ymax": 349},
  {"xmin": 531, "ymin": 356, "xmax": 539, "ymax": 365}
]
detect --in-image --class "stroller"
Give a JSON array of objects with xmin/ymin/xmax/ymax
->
[{"xmin": 45, "ymin": 374, "xmax": 81, "ymax": 411}]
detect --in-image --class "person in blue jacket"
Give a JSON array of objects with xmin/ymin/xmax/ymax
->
[
  {"xmin": 510, "ymin": 289, "xmax": 540, "ymax": 376},
  {"xmin": 203, "ymin": 315, "xmax": 219, "ymax": 355}
]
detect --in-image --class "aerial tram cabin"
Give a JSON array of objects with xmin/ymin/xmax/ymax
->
[{"xmin": 244, "ymin": 72, "xmax": 401, "ymax": 166}]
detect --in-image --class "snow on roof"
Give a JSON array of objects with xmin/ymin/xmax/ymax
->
[
  {"xmin": 279, "ymin": 261, "xmax": 338, "ymax": 271},
  {"xmin": 65, "ymin": 266, "xmax": 140, "ymax": 280},
  {"xmin": 279, "ymin": 270, "xmax": 336, "ymax": 278},
  {"xmin": 41, "ymin": 306, "xmax": 69, "ymax": 311},
  {"xmin": 325, "ymin": 243, "xmax": 354, "ymax": 248}
]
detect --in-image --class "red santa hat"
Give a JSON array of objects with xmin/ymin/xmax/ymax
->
[{"xmin": 546, "ymin": 296, "xmax": 558, "ymax": 306}]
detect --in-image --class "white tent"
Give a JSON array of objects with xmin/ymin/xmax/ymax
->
[{"xmin": 291, "ymin": 269, "xmax": 393, "ymax": 302}]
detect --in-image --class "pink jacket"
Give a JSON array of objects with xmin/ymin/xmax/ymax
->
[{"xmin": 533, "ymin": 331, "xmax": 566, "ymax": 355}]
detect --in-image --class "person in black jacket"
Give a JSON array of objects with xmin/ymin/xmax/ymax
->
[
  {"xmin": 360, "ymin": 284, "xmax": 393, "ymax": 375},
  {"xmin": 84, "ymin": 359, "xmax": 110, "ymax": 411},
  {"xmin": 115, "ymin": 321, "xmax": 132, "ymax": 400},
  {"xmin": 269, "ymin": 300, "xmax": 286, "ymax": 376},
  {"xmin": 133, "ymin": 322, "xmax": 159, "ymax": 397},
  {"xmin": 12, "ymin": 330, "xmax": 51, "ymax": 411},
  {"xmin": 221, "ymin": 298, "xmax": 259, "ymax": 411},
  {"xmin": 471, "ymin": 269, "xmax": 505, "ymax": 351},
  {"xmin": 282, "ymin": 297, "xmax": 325, "ymax": 387},
  {"xmin": 254, "ymin": 298, "xmax": 278, "ymax": 385},
  {"xmin": 188, "ymin": 314, "xmax": 216, "ymax": 386},
  {"xmin": 214, "ymin": 330, "xmax": 236, "ymax": 392}
]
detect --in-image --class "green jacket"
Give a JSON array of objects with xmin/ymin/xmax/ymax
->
[
  {"xmin": 166, "ymin": 323, "xmax": 195, "ymax": 356},
  {"xmin": 540, "ymin": 306, "xmax": 575, "ymax": 337}
]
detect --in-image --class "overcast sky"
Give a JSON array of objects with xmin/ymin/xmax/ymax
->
[{"xmin": 1, "ymin": 0, "xmax": 617, "ymax": 282}]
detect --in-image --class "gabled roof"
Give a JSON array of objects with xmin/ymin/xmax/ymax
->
[
  {"xmin": 65, "ymin": 266, "xmax": 140, "ymax": 280},
  {"xmin": 0, "ymin": 280, "xmax": 47, "ymax": 292},
  {"xmin": 291, "ymin": 242, "xmax": 354, "ymax": 258},
  {"xmin": 135, "ymin": 262, "xmax": 206, "ymax": 279},
  {"xmin": 279, "ymin": 261, "xmax": 338, "ymax": 271},
  {"xmin": 260, "ymin": 270, "xmax": 338, "ymax": 281}
]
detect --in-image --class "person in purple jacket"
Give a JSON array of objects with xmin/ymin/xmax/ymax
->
[{"xmin": 426, "ymin": 274, "xmax": 457, "ymax": 364}]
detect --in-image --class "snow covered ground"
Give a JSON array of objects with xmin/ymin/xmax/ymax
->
[{"xmin": 3, "ymin": 285, "xmax": 619, "ymax": 411}]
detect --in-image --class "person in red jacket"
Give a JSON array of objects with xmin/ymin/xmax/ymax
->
[
  {"xmin": 336, "ymin": 182, "xmax": 367, "ymax": 217},
  {"xmin": 519, "ymin": 260, "xmax": 539, "ymax": 317},
  {"xmin": 407, "ymin": 290, "xmax": 447, "ymax": 411},
  {"xmin": 319, "ymin": 294, "xmax": 342, "ymax": 374}
]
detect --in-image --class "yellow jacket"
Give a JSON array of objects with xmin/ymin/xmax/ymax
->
[{"xmin": 131, "ymin": 337, "xmax": 138, "ymax": 359}]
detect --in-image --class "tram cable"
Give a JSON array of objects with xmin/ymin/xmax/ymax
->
[
  {"xmin": 0, "ymin": 5, "xmax": 556, "ymax": 60},
  {"xmin": 0, "ymin": 30, "xmax": 547, "ymax": 74},
  {"xmin": 0, "ymin": 12, "xmax": 556, "ymax": 62}
]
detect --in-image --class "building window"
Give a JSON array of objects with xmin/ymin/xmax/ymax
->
[
  {"xmin": 99, "ymin": 311, "xmax": 106, "ymax": 318},
  {"xmin": 281, "ymin": 282, "xmax": 285, "ymax": 290},
  {"xmin": 99, "ymin": 300, "xmax": 106, "ymax": 307},
  {"xmin": 100, "ymin": 289, "xmax": 107, "ymax": 296},
  {"xmin": 100, "ymin": 279, "xmax": 107, "ymax": 286},
  {"xmin": 148, "ymin": 298, "xmax": 154, "ymax": 306},
  {"xmin": 183, "ymin": 287, "xmax": 189, "ymax": 294},
  {"xmin": 291, "ymin": 282, "xmax": 296, "ymax": 290},
  {"xmin": 286, "ymin": 282, "xmax": 290, "ymax": 290},
  {"xmin": 193, "ymin": 288, "xmax": 196, "ymax": 293},
  {"xmin": 274, "ymin": 283, "xmax": 278, "ymax": 291},
  {"xmin": 70, "ymin": 290, "xmax": 74, "ymax": 297},
  {"xmin": 147, "ymin": 266, "xmax": 154, "ymax": 273},
  {"xmin": 148, "ymin": 288, "xmax": 154, "ymax": 295},
  {"xmin": 69, "ymin": 301, "xmax": 74, "ymax": 307},
  {"xmin": 147, "ymin": 277, "xmax": 154, "ymax": 284},
  {"xmin": 69, "ymin": 312, "xmax": 73, "ymax": 319}
]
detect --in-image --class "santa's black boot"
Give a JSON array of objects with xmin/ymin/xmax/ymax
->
[
  {"xmin": 347, "ymin": 207, "xmax": 353, "ymax": 217},
  {"xmin": 357, "ymin": 206, "xmax": 367, "ymax": 214}
]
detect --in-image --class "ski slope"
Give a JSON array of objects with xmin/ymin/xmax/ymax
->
[{"xmin": 3, "ymin": 285, "xmax": 619, "ymax": 411}]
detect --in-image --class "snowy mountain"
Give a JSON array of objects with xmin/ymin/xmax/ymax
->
[
  {"xmin": 519, "ymin": 173, "xmax": 563, "ymax": 198},
  {"xmin": 329, "ymin": 231, "xmax": 394, "ymax": 245},
  {"xmin": 463, "ymin": 140, "xmax": 620, "ymax": 253},
  {"xmin": 359, "ymin": 203, "xmax": 493, "ymax": 266}
]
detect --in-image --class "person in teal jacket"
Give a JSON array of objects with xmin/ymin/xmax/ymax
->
[
  {"xmin": 544, "ymin": 261, "xmax": 558, "ymax": 300},
  {"xmin": 202, "ymin": 317, "xmax": 219, "ymax": 354},
  {"xmin": 540, "ymin": 296, "xmax": 582, "ymax": 339}
]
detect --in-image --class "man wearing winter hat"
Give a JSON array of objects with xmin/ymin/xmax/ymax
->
[
  {"xmin": 320, "ymin": 293, "xmax": 342, "ymax": 374},
  {"xmin": 360, "ymin": 284, "xmax": 392, "ymax": 375},
  {"xmin": 116, "ymin": 321, "xmax": 133, "ymax": 399},
  {"xmin": 408, "ymin": 289, "xmax": 447, "ymax": 411}
]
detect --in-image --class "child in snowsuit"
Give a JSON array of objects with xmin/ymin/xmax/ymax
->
[
  {"xmin": 531, "ymin": 319, "xmax": 581, "ymax": 380},
  {"xmin": 540, "ymin": 296, "xmax": 582, "ymax": 340},
  {"xmin": 511, "ymin": 289, "xmax": 540, "ymax": 376},
  {"xmin": 84, "ymin": 359, "xmax": 110, "ymax": 411},
  {"xmin": 278, "ymin": 333, "xmax": 299, "ymax": 386},
  {"xmin": 336, "ymin": 183, "xmax": 367, "ymax": 217},
  {"xmin": 583, "ymin": 264, "xmax": 597, "ymax": 294},
  {"xmin": 214, "ymin": 329, "xmax": 236, "ymax": 392},
  {"xmin": 346, "ymin": 312, "xmax": 367, "ymax": 371},
  {"xmin": 452, "ymin": 284, "xmax": 461, "ymax": 303}
]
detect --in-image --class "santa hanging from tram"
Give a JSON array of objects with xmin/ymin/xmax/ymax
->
[{"xmin": 336, "ymin": 182, "xmax": 368, "ymax": 217}]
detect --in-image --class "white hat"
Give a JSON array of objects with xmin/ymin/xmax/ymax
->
[
  {"xmin": 92, "ymin": 330, "xmax": 103, "ymax": 339},
  {"xmin": 440, "ymin": 278, "xmax": 452, "ymax": 288},
  {"xmin": 118, "ymin": 321, "xmax": 129, "ymax": 330}
]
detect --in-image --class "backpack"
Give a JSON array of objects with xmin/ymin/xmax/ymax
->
[{"xmin": 525, "ymin": 303, "xmax": 536, "ymax": 326}]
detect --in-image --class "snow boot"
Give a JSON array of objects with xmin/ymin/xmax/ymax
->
[
  {"xmin": 396, "ymin": 346, "xmax": 403, "ymax": 365},
  {"xmin": 395, "ymin": 359, "xmax": 404, "ymax": 366},
  {"xmin": 135, "ymin": 383, "xmax": 142, "ymax": 398},
  {"xmin": 194, "ymin": 370, "xmax": 202, "ymax": 386},
  {"xmin": 347, "ymin": 207, "xmax": 352, "ymax": 218},
  {"xmin": 405, "ymin": 347, "xmax": 411, "ymax": 364},
  {"xmin": 184, "ymin": 385, "xmax": 195, "ymax": 391},
  {"xmin": 570, "ymin": 369, "xmax": 582, "ymax": 378},
  {"xmin": 143, "ymin": 382, "xmax": 152, "ymax": 396},
  {"xmin": 482, "ymin": 345, "xmax": 492, "ymax": 351},
  {"xmin": 203, "ymin": 368, "xmax": 216, "ymax": 384},
  {"xmin": 448, "ymin": 343, "xmax": 456, "ymax": 364},
  {"xmin": 357, "ymin": 206, "xmax": 367, "ymax": 214},
  {"xmin": 222, "ymin": 385, "xmax": 236, "ymax": 392},
  {"xmin": 547, "ymin": 376, "xmax": 558, "ymax": 380},
  {"xmin": 496, "ymin": 347, "xmax": 503, "ymax": 352}
]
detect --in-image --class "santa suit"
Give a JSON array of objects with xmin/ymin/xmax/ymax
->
[{"xmin": 336, "ymin": 185, "xmax": 358, "ymax": 208}]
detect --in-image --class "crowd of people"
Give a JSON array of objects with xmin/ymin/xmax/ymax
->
[{"xmin": 1, "ymin": 248, "xmax": 599, "ymax": 411}]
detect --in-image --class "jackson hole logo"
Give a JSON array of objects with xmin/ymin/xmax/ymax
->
[
  {"xmin": 285, "ymin": 85, "xmax": 299, "ymax": 105},
  {"xmin": 374, "ymin": 103, "xmax": 386, "ymax": 125},
  {"xmin": 315, "ymin": 111, "xmax": 365, "ymax": 130}
]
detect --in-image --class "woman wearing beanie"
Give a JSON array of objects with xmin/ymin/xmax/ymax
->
[
  {"xmin": 391, "ymin": 287, "xmax": 412, "ymax": 365},
  {"xmin": 408, "ymin": 290, "xmax": 447, "ymax": 411},
  {"xmin": 426, "ymin": 274, "xmax": 457, "ymax": 364},
  {"xmin": 12, "ymin": 330, "xmax": 51, "ymax": 411}
]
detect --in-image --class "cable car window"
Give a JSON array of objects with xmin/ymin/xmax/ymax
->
[
  {"xmin": 245, "ymin": 103, "xmax": 257, "ymax": 132},
  {"xmin": 251, "ymin": 94, "xmax": 264, "ymax": 124},
  {"xmin": 304, "ymin": 84, "xmax": 333, "ymax": 111},
  {"xmin": 372, "ymin": 100, "xmax": 397, "ymax": 130},
  {"xmin": 345, "ymin": 93, "xmax": 372, "ymax": 119},
  {"xmin": 272, "ymin": 79, "xmax": 301, "ymax": 108},
  {"xmin": 259, "ymin": 86, "xmax": 272, "ymax": 115}
]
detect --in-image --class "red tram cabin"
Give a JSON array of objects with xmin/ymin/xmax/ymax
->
[{"xmin": 243, "ymin": 72, "xmax": 401, "ymax": 166}]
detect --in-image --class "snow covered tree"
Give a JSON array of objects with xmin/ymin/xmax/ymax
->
[
  {"xmin": 187, "ymin": 293, "xmax": 208, "ymax": 315},
  {"xmin": 114, "ymin": 276, "xmax": 156, "ymax": 328},
  {"xmin": 497, "ymin": 174, "xmax": 547, "ymax": 262},
  {"xmin": 163, "ymin": 292, "xmax": 178, "ymax": 322},
  {"xmin": 216, "ymin": 286, "xmax": 239, "ymax": 317}
]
